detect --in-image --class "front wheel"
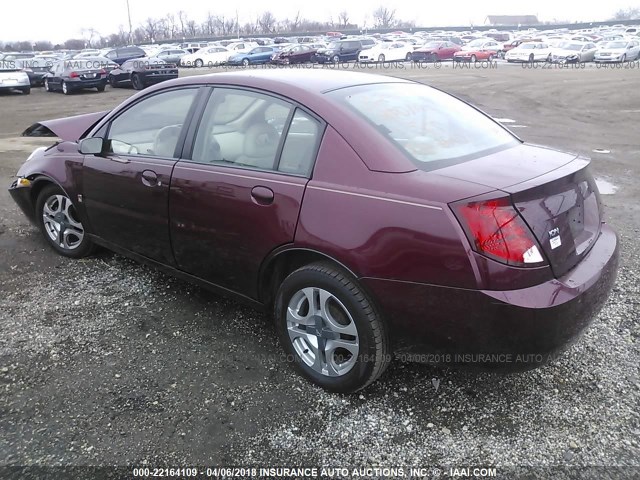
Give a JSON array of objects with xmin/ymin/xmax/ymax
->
[
  {"xmin": 332, "ymin": 55, "xmax": 340, "ymax": 63},
  {"xmin": 44, "ymin": 78, "xmax": 51, "ymax": 92},
  {"xmin": 274, "ymin": 263, "xmax": 391, "ymax": 393},
  {"xmin": 35, "ymin": 184, "xmax": 94, "ymax": 258},
  {"xmin": 21, "ymin": 87, "xmax": 31, "ymax": 95},
  {"xmin": 242, "ymin": 58, "xmax": 250, "ymax": 67},
  {"xmin": 378, "ymin": 54, "xmax": 385, "ymax": 62},
  {"xmin": 470, "ymin": 54, "xmax": 477, "ymax": 63},
  {"xmin": 194, "ymin": 59, "xmax": 204, "ymax": 68},
  {"xmin": 131, "ymin": 73, "xmax": 144, "ymax": 90}
]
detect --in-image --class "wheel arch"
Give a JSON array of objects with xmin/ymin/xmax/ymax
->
[
  {"xmin": 29, "ymin": 175, "xmax": 71, "ymax": 212},
  {"xmin": 258, "ymin": 247, "xmax": 360, "ymax": 307}
]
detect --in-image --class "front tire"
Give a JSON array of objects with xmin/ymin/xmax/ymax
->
[
  {"xmin": 242, "ymin": 58, "xmax": 250, "ymax": 67},
  {"xmin": 21, "ymin": 87, "xmax": 31, "ymax": 95},
  {"xmin": 378, "ymin": 54, "xmax": 385, "ymax": 62},
  {"xmin": 131, "ymin": 73, "xmax": 144, "ymax": 90},
  {"xmin": 274, "ymin": 263, "xmax": 390, "ymax": 393},
  {"xmin": 194, "ymin": 59, "xmax": 204, "ymax": 68},
  {"xmin": 35, "ymin": 185, "xmax": 94, "ymax": 258}
]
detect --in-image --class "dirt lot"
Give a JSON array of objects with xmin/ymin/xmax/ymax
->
[{"xmin": 1, "ymin": 64, "xmax": 639, "ymax": 476}]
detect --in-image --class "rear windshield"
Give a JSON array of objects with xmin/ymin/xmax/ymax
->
[{"xmin": 327, "ymin": 83, "xmax": 519, "ymax": 169}]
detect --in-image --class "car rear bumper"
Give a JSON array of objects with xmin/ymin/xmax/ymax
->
[
  {"xmin": 68, "ymin": 78, "xmax": 108, "ymax": 89},
  {"xmin": 362, "ymin": 224, "xmax": 619, "ymax": 371}
]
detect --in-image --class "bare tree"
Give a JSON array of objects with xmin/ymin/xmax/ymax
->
[
  {"xmin": 372, "ymin": 6, "xmax": 397, "ymax": 28},
  {"xmin": 144, "ymin": 18, "xmax": 160, "ymax": 42},
  {"xmin": 64, "ymin": 39, "xmax": 86, "ymax": 50},
  {"xmin": 186, "ymin": 20, "xmax": 199, "ymax": 38},
  {"xmin": 165, "ymin": 13, "xmax": 178, "ymax": 39},
  {"xmin": 33, "ymin": 40, "xmax": 54, "ymax": 51},
  {"xmin": 257, "ymin": 11, "xmax": 277, "ymax": 34},
  {"xmin": 178, "ymin": 11, "xmax": 188, "ymax": 37},
  {"xmin": 203, "ymin": 12, "xmax": 216, "ymax": 36},
  {"xmin": 612, "ymin": 7, "xmax": 640, "ymax": 20},
  {"xmin": 338, "ymin": 10, "xmax": 350, "ymax": 28}
]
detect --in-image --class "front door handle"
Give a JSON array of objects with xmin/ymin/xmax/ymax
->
[
  {"xmin": 141, "ymin": 170, "xmax": 160, "ymax": 187},
  {"xmin": 251, "ymin": 186, "xmax": 274, "ymax": 205}
]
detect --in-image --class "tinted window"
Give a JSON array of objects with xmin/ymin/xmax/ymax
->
[
  {"xmin": 108, "ymin": 89, "xmax": 198, "ymax": 158},
  {"xmin": 329, "ymin": 83, "xmax": 518, "ymax": 169},
  {"xmin": 191, "ymin": 88, "xmax": 293, "ymax": 171}
]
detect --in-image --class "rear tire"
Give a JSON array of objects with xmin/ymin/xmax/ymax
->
[
  {"xmin": 61, "ymin": 81, "xmax": 71, "ymax": 95},
  {"xmin": 274, "ymin": 262, "xmax": 391, "ymax": 393},
  {"xmin": 35, "ymin": 184, "xmax": 94, "ymax": 258},
  {"xmin": 96, "ymin": 84, "xmax": 105, "ymax": 92},
  {"xmin": 470, "ymin": 54, "xmax": 477, "ymax": 63},
  {"xmin": 378, "ymin": 54, "xmax": 385, "ymax": 62},
  {"xmin": 194, "ymin": 59, "xmax": 204, "ymax": 68},
  {"xmin": 44, "ymin": 78, "xmax": 51, "ymax": 92},
  {"xmin": 21, "ymin": 87, "xmax": 31, "ymax": 95}
]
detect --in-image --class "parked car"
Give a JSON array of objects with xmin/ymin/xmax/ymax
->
[
  {"xmin": 270, "ymin": 44, "xmax": 318, "ymax": 64},
  {"xmin": 180, "ymin": 42, "xmax": 210, "ymax": 54},
  {"xmin": 101, "ymin": 46, "xmax": 146, "ymax": 65},
  {"xmin": 594, "ymin": 40, "xmax": 640, "ymax": 62},
  {"xmin": 155, "ymin": 48, "xmax": 189, "ymax": 65},
  {"xmin": 550, "ymin": 41, "xmax": 598, "ymax": 63},
  {"xmin": 0, "ymin": 52, "xmax": 35, "ymax": 61},
  {"xmin": 313, "ymin": 39, "xmax": 368, "ymax": 63},
  {"xmin": 358, "ymin": 41, "xmax": 413, "ymax": 62},
  {"xmin": 227, "ymin": 46, "xmax": 279, "ymax": 66},
  {"xmin": 15, "ymin": 58, "xmax": 52, "ymax": 86},
  {"xmin": 411, "ymin": 41, "xmax": 461, "ymax": 62},
  {"xmin": 225, "ymin": 41, "xmax": 260, "ymax": 54},
  {"xmin": 0, "ymin": 65, "xmax": 30, "ymax": 94},
  {"xmin": 43, "ymin": 59, "xmax": 108, "ymax": 94},
  {"xmin": 108, "ymin": 57, "xmax": 178, "ymax": 90},
  {"xmin": 453, "ymin": 39, "xmax": 501, "ymax": 62},
  {"xmin": 12, "ymin": 70, "xmax": 618, "ymax": 392},
  {"xmin": 505, "ymin": 42, "xmax": 552, "ymax": 62},
  {"xmin": 180, "ymin": 46, "xmax": 233, "ymax": 68}
]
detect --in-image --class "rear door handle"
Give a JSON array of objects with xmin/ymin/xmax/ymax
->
[
  {"xmin": 251, "ymin": 186, "xmax": 274, "ymax": 205},
  {"xmin": 141, "ymin": 170, "xmax": 160, "ymax": 187}
]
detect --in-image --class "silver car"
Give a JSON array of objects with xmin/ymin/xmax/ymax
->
[
  {"xmin": 594, "ymin": 40, "xmax": 640, "ymax": 63},
  {"xmin": 550, "ymin": 41, "xmax": 598, "ymax": 63},
  {"xmin": 0, "ymin": 62, "xmax": 31, "ymax": 94}
]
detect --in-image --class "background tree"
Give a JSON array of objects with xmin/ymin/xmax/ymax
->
[{"xmin": 372, "ymin": 6, "xmax": 397, "ymax": 28}]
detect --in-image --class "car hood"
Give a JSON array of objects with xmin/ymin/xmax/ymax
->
[
  {"xmin": 22, "ymin": 110, "xmax": 110, "ymax": 141},
  {"xmin": 551, "ymin": 48, "xmax": 581, "ymax": 56}
]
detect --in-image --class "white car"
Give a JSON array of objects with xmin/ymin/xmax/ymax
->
[
  {"xmin": 0, "ymin": 66, "xmax": 30, "ymax": 94},
  {"xmin": 180, "ymin": 47, "xmax": 233, "ymax": 68},
  {"xmin": 595, "ymin": 40, "xmax": 640, "ymax": 62},
  {"xmin": 505, "ymin": 42, "xmax": 552, "ymax": 62},
  {"xmin": 225, "ymin": 41, "xmax": 259, "ymax": 54},
  {"xmin": 358, "ymin": 42, "xmax": 413, "ymax": 62}
]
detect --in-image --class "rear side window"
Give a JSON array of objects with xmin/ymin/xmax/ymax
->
[
  {"xmin": 278, "ymin": 110, "xmax": 321, "ymax": 176},
  {"xmin": 328, "ymin": 83, "xmax": 519, "ymax": 170}
]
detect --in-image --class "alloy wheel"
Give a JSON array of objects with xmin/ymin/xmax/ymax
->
[
  {"xmin": 286, "ymin": 287, "xmax": 359, "ymax": 377},
  {"xmin": 42, "ymin": 194, "xmax": 84, "ymax": 250}
]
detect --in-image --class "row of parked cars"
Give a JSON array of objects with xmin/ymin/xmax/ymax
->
[{"xmin": 2, "ymin": 25, "xmax": 639, "ymax": 95}]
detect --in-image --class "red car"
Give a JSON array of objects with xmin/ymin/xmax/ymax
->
[
  {"xmin": 411, "ymin": 41, "xmax": 461, "ymax": 62},
  {"xmin": 270, "ymin": 44, "xmax": 318, "ymax": 64},
  {"xmin": 11, "ymin": 70, "xmax": 619, "ymax": 392},
  {"xmin": 454, "ymin": 39, "xmax": 501, "ymax": 62}
]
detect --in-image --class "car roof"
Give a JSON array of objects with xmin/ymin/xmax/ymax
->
[{"xmin": 163, "ymin": 69, "xmax": 411, "ymax": 96}]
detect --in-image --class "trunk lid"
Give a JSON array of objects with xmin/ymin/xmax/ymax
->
[{"xmin": 438, "ymin": 144, "xmax": 602, "ymax": 277}]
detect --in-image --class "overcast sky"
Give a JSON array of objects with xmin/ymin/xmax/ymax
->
[{"xmin": 1, "ymin": 1, "xmax": 635, "ymax": 43}]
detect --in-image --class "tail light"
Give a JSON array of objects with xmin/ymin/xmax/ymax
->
[
  {"xmin": 452, "ymin": 197, "xmax": 546, "ymax": 267},
  {"xmin": 69, "ymin": 71, "xmax": 79, "ymax": 78}
]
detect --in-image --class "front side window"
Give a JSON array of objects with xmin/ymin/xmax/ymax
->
[
  {"xmin": 108, "ymin": 88, "xmax": 198, "ymax": 158},
  {"xmin": 328, "ymin": 83, "xmax": 518, "ymax": 170}
]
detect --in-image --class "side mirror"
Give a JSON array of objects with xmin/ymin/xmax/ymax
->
[{"xmin": 79, "ymin": 137, "xmax": 105, "ymax": 155}]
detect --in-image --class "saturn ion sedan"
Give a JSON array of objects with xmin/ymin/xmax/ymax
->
[{"xmin": 10, "ymin": 70, "xmax": 618, "ymax": 392}]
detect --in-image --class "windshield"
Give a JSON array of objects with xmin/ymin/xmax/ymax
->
[
  {"xmin": 328, "ymin": 83, "xmax": 518, "ymax": 168},
  {"xmin": 327, "ymin": 42, "xmax": 340, "ymax": 49},
  {"xmin": 422, "ymin": 42, "xmax": 442, "ymax": 49},
  {"xmin": 467, "ymin": 39, "xmax": 486, "ymax": 47}
]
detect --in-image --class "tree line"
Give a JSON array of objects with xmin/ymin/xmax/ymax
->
[{"xmin": 1, "ymin": 7, "xmax": 411, "ymax": 51}]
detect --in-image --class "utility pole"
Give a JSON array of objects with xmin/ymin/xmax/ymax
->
[{"xmin": 126, "ymin": 0, "xmax": 133, "ymax": 45}]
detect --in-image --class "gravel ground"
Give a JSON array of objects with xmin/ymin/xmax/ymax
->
[{"xmin": 0, "ymin": 64, "xmax": 638, "ymax": 478}]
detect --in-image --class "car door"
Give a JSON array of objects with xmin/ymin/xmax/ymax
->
[
  {"xmin": 169, "ymin": 87, "xmax": 324, "ymax": 298},
  {"xmin": 82, "ymin": 87, "xmax": 202, "ymax": 265}
]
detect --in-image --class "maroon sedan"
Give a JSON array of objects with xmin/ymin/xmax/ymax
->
[
  {"xmin": 412, "ymin": 41, "xmax": 461, "ymax": 62},
  {"xmin": 10, "ymin": 70, "xmax": 618, "ymax": 393},
  {"xmin": 270, "ymin": 44, "xmax": 318, "ymax": 64}
]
